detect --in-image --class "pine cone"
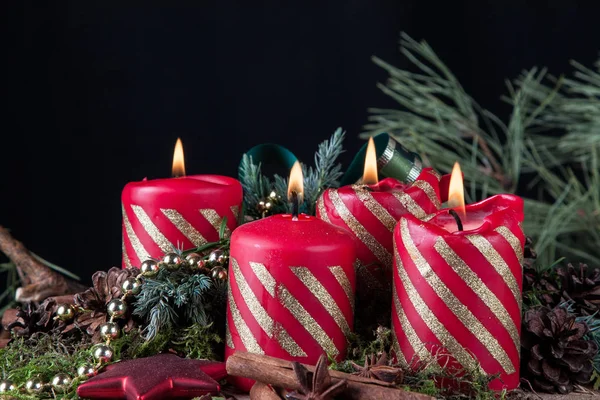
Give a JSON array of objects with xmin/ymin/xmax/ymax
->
[
  {"xmin": 6, "ymin": 298, "xmax": 57, "ymax": 337},
  {"xmin": 67, "ymin": 267, "xmax": 138, "ymax": 342},
  {"xmin": 521, "ymin": 306, "xmax": 597, "ymax": 394},
  {"xmin": 557, "ymin": 263, "xmax": 600, "ymax": 316}
]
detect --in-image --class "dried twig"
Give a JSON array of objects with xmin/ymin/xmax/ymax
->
[{"xmin": 0, "ymin": 226, "xmax": 86, "ymax": 302}]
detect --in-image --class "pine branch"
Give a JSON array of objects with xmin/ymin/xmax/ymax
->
[
  {"xmin": 365, "ymin": 32, "xmax": 600, "ymax": 265},
  {"xmin": 133, "ymin": 268, "xmax": 215, "ymax": 341}
]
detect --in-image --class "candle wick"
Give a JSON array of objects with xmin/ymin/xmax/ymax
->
[
  {"xmin": 362, "ymin": 185, "xmax": 374, "ymax": 192},
  {"xmin": 448, "ymin": 209, "xmax": 464, "ymax": 232},
  {"xmin": 291, "ymin": 191, "xmax": 299, "ymax": 221}
]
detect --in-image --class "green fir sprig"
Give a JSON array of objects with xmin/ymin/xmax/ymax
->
[
  {"xmin": 240, "ymin": 128, "xmax": 345, "ymax": 217},
  {"xmin": 133, "ymin": 222, "xmax": 230, "ymax": 341}
]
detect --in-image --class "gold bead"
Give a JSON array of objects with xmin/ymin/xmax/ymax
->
[
  {"xmin": 56, "ymin": 303, "xmax": 75, "ymax": 321},
  {"xmin": 0, "ymin": 380, "xmax": 15, "ymax": 392},
  {"xmin": 77, "ymin": 364, "xmax": 97, "ymax": 378},
  {"xmin": 99, "ymin": 322, "xmax": 120, "ymax": 340},
  {"xmin": 210, "ymin": 266, "xmax": 228, "ymax": 281},
  {"xmin": 92, "ymin": 344, "xmax": 114, "ymax": 363},
  {"xmin": 107, "ymin": 299, "xmax": 127, "ymax": 318},
  {"xmin": 185, "ymin": 253, "xmax": 202, "ymax": 268},
  {"xmin": 25, "ymin": 377, "xmax": 43, "ymax": 393},
  {"xmin": 197, "ymin": 259, "xmax": 211, "ymax": 275},
  {"xmin": 140, "ymin": 259, "xmax": 160, "ymax": 277},
  {"xmin": 162, "ymin": 252, "xmax": 182, "ymax": 271},
  {"xmin": 121, "ymin": 277, "xmax": 142, "ymax": 295},
  {"xmin": 269, "ymin": 190, "xmax": 278, "ymax": 200},
  {"xmin": 208, "ymin": 250, "xmax": 227, "ymax": 266},
  {"xmin": 51, "ymin": 374, "xmax": 71, "ymax": 390}
]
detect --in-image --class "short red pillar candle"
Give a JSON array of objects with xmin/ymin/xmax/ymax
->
[
  {"xmin": 316, "ymin": 167, "xmax": 444, "ymax": 321},
  {"xmin": 316, "ymin": 168, "xmax": 443, "ymax": 279},
  {"xmin": 121, "ymin": 140, "xmax": 242, "ymax": 267},
  {"xmin": 225, "ymin": 213, "xmax": 356, "ymax": 391},
  {"xmin": 391, "ymin": 193, "xmax": 524, "ymax": 390}
]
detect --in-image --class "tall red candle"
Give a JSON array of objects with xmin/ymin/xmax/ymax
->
[
  {"xmin": 225, "ymin": 163, "xmax": 356, "ymax": 391},
  {"xmin": 392, "ymin": 191, "xmax": 524, "ymax": 390},
  {"xmin": 121, "ymin": 140, "xmax": 243, "ymax": 267}
]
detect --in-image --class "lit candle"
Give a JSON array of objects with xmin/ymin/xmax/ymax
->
[
  {"xmin": 391, "ymin": 162, "xmax": 524, "ymax": 390},
  {"xmin": 121, "ymin": 138, "xmax": 243, "ymax": 267},
  {"xmin": 316, "ymin": 138, "xmax": 444, "ymax": 324},
  {"xmin": 225, "ymin": 162, "xmax": 356, "ymax": 391}
]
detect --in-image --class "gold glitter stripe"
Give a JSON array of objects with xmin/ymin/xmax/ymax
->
[
  {"xmin": 352, "ymin": 185, "xmax": 397, "ymax": 232},
  {"xmin": 467, "ymin": 235, "xmax": 521, "ymax": 306},
  {"xmin": 329, "ymin": 189, "xmax": 392, "ymax": 266},
  {"xmin": 401, "ymin": 221, "xmax": 515, "ymax": 373},
  {"xmin": 225, "ymin": 323, "xmax": 234, "ymax": 349},
  {"xmin": 249, "ymin": 262, "xmax": 276, "ymax": 297},
  {"xmin": 392, "ymin": 277, "xmax": 431, "ymax": 367},
  {"xmin": 232, "ymin": 259, "xmax": 274, "ymax": 336},
  {"xmin": 274, "ymin": 323, "xmax": 308, "ymax": 357},
  {"xmin": 317, "ymin": 195, "xmax": 331, "ymax": 223},
  {"xmin": 434, "ymin": 238, "xmax": 520, "ymax": 352},
  {"xmin": 412, "ymin": 180, "xmax": 441, "ymax": 210},
  {"xmin": 230, "ymin": 205, "xmax": 240, "ymax": 220},
  {"xmin": 131, "ymin": 204, "xmax": 173, "ymax": 253},
  {"xmin": 200, "ymin": 209, "xmax": 231, "ymax": 236},
  {"xmin": 494, "ymin": 226, "xmax": 524, "ymax": 264},
  {"xmin": 394, "ymin": 243, "xmax": 479, "ymax": 372},
  {"xmin": 122, "ymin": 205, "xmax": 151, "ymax": 262},
  {"xmin": 227, "ymin": 283, "xmax": 264, "ymax": 354},
  {"xmin": 391, "ymin": 191, "xmax": 427, "ymax": 219},
  {"xmin": 329, "ymin": 266, "xmax": 354, "ymax": 310},
  {"xmin": 160, "ymin": 208, "xmax": 208, "ymax": 247},
  {"xmin": 291, "ymin": 267, "xmax": 351, "ymax": 337},
  {"xmin": 121, "ymin": 236, "xmax": 132, "ymax": 268},
  {"xmin": 278, "ymin": 284, "xmax": 338, "ymax": 356}
]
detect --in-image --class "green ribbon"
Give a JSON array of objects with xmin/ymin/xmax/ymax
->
[
  {"xmin": 340, "ymin": 133, "xmax": 423, "ymax": 185},
  {"xmin": 239, "ymin": 133, "xmax": 422, "ymax": 187},
  {"xmin": 238, "ymin": 143, "xmax": 298, "ymax": 181}
]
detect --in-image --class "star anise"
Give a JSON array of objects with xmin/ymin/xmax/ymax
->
[
  {"xmin": 350, "ymin": 352, "xmax": 403, "ymax": 383},
  {"xmin": 288, "ymin": 355, "xmax": 347, "ymax": 400}
]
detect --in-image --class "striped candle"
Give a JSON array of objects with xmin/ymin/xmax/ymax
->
[{"xmin": 392, "ymin": 194, "xmax": 524, "ymax": 390}]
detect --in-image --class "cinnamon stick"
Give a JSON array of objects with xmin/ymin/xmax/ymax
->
[
  {"xmin": 0, "ymin": 226, "xmax": 86, "ymax": 302},
  {"xmin": 226, "ymin": 352, "xmax": 434, "ymax": 400}
]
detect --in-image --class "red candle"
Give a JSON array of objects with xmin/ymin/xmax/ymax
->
[
  {"xmin": 225, "ymin": 162, "xmax": 356, "ymax": 391},
  {"xmin": 121, "ymin": 139, "xmax": 243, "ymax": 267},
  {"xmin": 392, "ymin": 164, "xmax": 524, "ymax": 390},
  {"xmin": 316, "ymin": 138, "xmax": 443, "ymax": 303}
]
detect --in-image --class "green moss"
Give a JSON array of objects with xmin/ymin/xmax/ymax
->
[{"xmin": 0, "ymin": 332, "xmax": 93, "ymax": 399}]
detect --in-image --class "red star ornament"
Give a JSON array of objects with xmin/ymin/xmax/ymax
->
[{"xmin": 77, "ymin": 353, "xmax": 227, "ymax": 400}]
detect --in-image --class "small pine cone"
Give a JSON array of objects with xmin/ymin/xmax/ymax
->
[
  {"xmin": 557, "ymin": 263, "xmax": 600, "ymax": 316},
  {"xmin": 5, "ymin": 298, "xmax": 58, "ymax": 337},
  {"xmin": 521, "ymin": 306, "xmax": 597, "ymax": 394},
  {"xmin": 65, "ymin": 267, "xmax": 138, "ymax": 342}
]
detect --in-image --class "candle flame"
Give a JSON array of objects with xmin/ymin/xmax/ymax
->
[
  {"xmin": 172, "ymin": 138, "xmax": 186, "ymax": 177},
  {"xmin": 448, "ymin": 162, "xmax": 466, "ymax": 219},
  {"xmin": 362, "ymin": 136, "xmax": 378, "ymax": 184},
  {"xmin": 287, "ymin": 161, "xmax": 304, "ymax": 203}
]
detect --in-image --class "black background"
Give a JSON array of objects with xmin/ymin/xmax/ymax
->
[{"xmin": 2, "ymin": 1, "xmax": 599, "ymax": 283}]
